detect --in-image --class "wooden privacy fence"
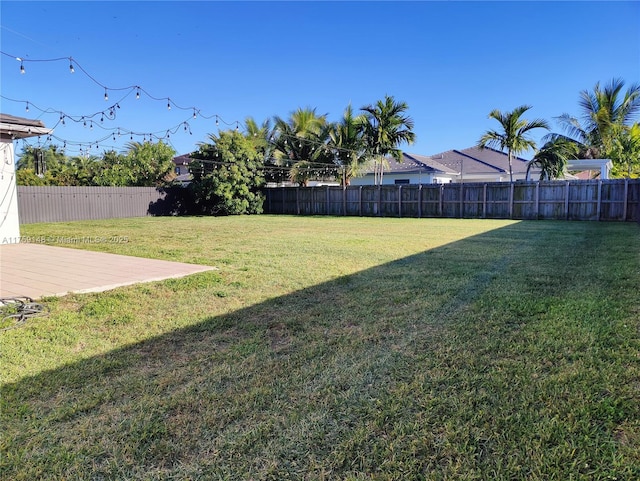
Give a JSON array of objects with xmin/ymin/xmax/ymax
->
[{"xmin": 264, "ymin": 180, "xmax": 640, "ymax": 222}]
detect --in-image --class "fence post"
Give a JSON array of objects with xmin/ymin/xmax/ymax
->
[
  {"xmin": 535, "ymin": 182, "xmax": 540, "ymax": 220},
  {"xmin": 282, "ymin": 187, "xmax": 286, "ymax": 214},
  {"xmin": 326, "ymin": 186, "xmax": 330, "ymax": 215},
  {"xmin": 597, "ymin": 180, "xmax": 602, "ymax": 221},
  {"xmin": 359, "ymin": 186, "xmax": 363, "ymax": 216},
  {"xmin": 418, "ymin": 184, "xmax": 422, "ymax": 218},
  {"xmin": 565, "ymin": 181, "xmax": 570, "ymax": 220},
  {"xmin": 398, "ymin": 185, "xmax": 402, "ymax": 218},
  {"xmin": 296, "ymin": 187, "xmax": 300, "ymax": 215},
  {"xmin": 342, "ymin": 185, "xmax": 346, "ymax": 216},
  {"xmin": 509, "ymin": 183, "xmax": 514, "ymax": 219},
  {"xmin": 439, "ymin": 184, "xmax": 444, "ymax": 216},
  {"xmin": 378, "ymin": 185, "xmax": 382, "ymax": 217},
  {"xmin": 623, "ymin": 178, "xmax": 629, "ymax": 221},
  {"xmin": 482, "ymin": 183, "xmax": 487, "ymax": 218}
]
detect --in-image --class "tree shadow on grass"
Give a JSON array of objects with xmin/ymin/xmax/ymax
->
[{"xmin": 2, "ymin": 221, "xmax": 639, "ymax": 480}]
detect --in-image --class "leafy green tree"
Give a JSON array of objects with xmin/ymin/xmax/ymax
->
[
  {"xmin": 361, "ymin": 95, "xmax": 416, "ymax": 185},
  {"xmin": 526, "ymin": 136, "xmax": 579, "ymax": 181},
  {"xmin": 51, "ymin": 155, "xmax": 99, "ymax": 186},
  {"xmin": 328, "ymin": 105, "xmax": 368, "ymax": 185},
  {"xmin": 92, "ymin": 150, "xmax": 132, "ymax": 186},
  {"xmin": 120, "ymin": 141, "xmax": 176, "ymax": 186},
  {"xmin": 556, "ymin": 78, "xmax": 640, "ymax": 160},
  {"xmin": 189, "ymin": 130, "xmax": 265, "ymax": 215},
  {"xmin": 16, "ymin": 145, "xmax": 67, "ymax": 185},
  {"xmin": 609, "ymin": 123, "xmax": 640, "ymax": 178},
  {"xmin": 16, "ymin": 168, "xmax": 47, "ymax": 186},
  {"xmin": 478, "ymin": 105, "xmax": 549, "ymax": 183}
]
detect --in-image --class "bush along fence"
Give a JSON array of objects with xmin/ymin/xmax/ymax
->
[{"xmin": 263, "ymin": 180, "xmax": 640, "ymax": 222}]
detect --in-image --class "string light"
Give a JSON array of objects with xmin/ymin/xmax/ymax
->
[{"xmin": 1, "ymin": 50, "xmax": 301, "ymax": 156}]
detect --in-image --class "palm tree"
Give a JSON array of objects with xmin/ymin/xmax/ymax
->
[
  {"xmin": 361, "ymin": 95, "xmax": 416, "ymax": 185},
  {"xmin": 526, "ymin": 136, "xmax": 579, "ymax": 181},
  {"xmin": 272, "ymin": 108, "xmax": 332, "ymax": 186},
  {"xmin": 478, "ymin": 105, "xmax": 549, "ymax": 183},
  {"xmin": 244, "ymin": 116, "xmax": 273, "ymax": 161},
  {"xmin": 328, "ymin": 105, "xmax": 368, "ymax": 185},
  {"xmin": 556, "ymin": 78, "xmax": 640, "ymax": 159}
]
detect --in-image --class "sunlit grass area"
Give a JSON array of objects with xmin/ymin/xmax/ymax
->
[{"xmin": 2, "ymin": 216, "xmax": 639, "ymax": 479}]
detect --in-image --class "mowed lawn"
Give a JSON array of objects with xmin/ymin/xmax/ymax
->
[{"xmin": 2, "ymin": 216, "xmax": 639, "ymax": 480}]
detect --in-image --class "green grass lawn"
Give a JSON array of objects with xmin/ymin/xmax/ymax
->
[{"xmin": 2, "ymin": 216, "xmax": 639, "ymax": 480}]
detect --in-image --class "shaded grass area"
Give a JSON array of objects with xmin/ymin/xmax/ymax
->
[{"xmin": 2, "ymin": 217, "xmax": 640, "ymax": 480}]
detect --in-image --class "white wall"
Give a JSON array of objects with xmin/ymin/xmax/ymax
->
[
  {"xmin": 350, "ymin": 172, "xmax": 438, "ymax": 185},
  {"xmin": 0, "ymin": 140, "xmax": 21, "ymax": 244}
]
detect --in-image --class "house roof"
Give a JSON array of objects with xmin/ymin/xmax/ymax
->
[
  {"xmin": 428, "ymin": 146, "xmax": 530, "ymax": 175},
  {"xmin": 362, "ymin": 152, "xmax": 459, "ymax": 176},
  {"xmin": 0, "ymin": 113, "xmax": 52, "ymax": 140},
  {"xmin": 173, "ymin": 153, "xmax": 193, "ymax": 166}
]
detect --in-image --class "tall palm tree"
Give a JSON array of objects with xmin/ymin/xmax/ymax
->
[
  {"xmin": 361, "ymin": 95, "xmax": 416, "ymax": 185},
  {"xmin": 272, "ymin": 108, "xmax": 333, "ymax": 185},
  {"xmin": 328, "ymin": 105, "xmax": 368, "ymax": 185},
  {"xmin": 526, "ymin": 136, "xmax": 579, "ymax": 181},
  {"xmin": 556, "ymin": 78, "xmax": 640, "ymax": 159},
  {"xmin": 478, "ymin": 105, "xmax": 549, "ymax": 183}
]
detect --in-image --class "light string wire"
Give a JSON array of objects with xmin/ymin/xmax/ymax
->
[
  {"xmin": 2, "ymin": 51, "xmax": 367, "ymax": 163},
  {"xmin": 1, "ymin": 50, "xmax": 241, "ymax": 153}
]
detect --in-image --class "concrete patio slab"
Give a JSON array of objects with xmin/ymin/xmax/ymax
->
[{"xmin": 0, "ymin": 243, "xmax": 217, "ymax": 300}]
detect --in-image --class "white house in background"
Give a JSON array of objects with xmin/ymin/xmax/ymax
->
[
  {"xmin": 351, "ymin": 146, "xmax": 533, "ymax": 185},
  {"xmin": 350, "ymin": 153, "xmax": 459, "ymax": 185},
  {"xmin": 0, "ymin": 114, "xmax": 52, "ymax": 244}
]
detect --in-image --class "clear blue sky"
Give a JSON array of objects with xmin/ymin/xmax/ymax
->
[{"xmin": 1, "ymin": 1, "xmax": 639, "ymax": 158}]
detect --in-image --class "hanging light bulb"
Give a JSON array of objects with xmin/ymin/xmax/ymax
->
[
  {"xmin": 112, "ymin": 133, "xmax": 116, "ymax": 141},
  {"xmin": 215, "ymin": 116, "xmax": 219, "ymax": 126},
  {"xmin": 90, "ymin": 121, "xmax": 94, "ymax": 130},
  {"xmin": 18, "ymin": 58, "xmax": 25, "ymax": 74},
  {"xmin": 167, "ymin": 100, "xmax": 171, "ymax": 110},
  {"xmin": 104, "ymin": 88, "xmax": 109, "ymax": 101},
  {"xmin": 193, "ymin": 109, "xmax": 197, "ymax": 119},
  {"xmin": 69, "ymin": 60, "xmax": 75, "ymax": 73},
  {"xmin": 25, "ymin": 102, "xmax": 29, "ymax": 113},
  {"xmin": 83, "ymin": 117, "xmax": 87, "ymax": 128},
  {"xmin": 136, "ymin": 88, "xmax": 140, "ymax": 99}
]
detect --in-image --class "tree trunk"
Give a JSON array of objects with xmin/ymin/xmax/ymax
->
[{"xmin": 508, "ymin": 150, "xmax": 513, "ymax": 183}]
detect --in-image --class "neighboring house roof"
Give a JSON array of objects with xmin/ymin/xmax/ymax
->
[
  {"xmin": 361, "ymin": 152, "xmax": 459, "ymax": 175},
  {"xmin": 428, "ymin": 146, "xmax": 530, "ymax": 176},
  {"xmin": 173, "ymin": 153, "xmax": 193, "ymax": 166},
  {"xmin": 0, "ymin": 113, "xmax": 52, "ymax": 140}
]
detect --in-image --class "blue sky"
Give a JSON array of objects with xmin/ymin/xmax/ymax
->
[{"xmin": 1, "ymin": 1, "xmax": 639, "ymax": 158}]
